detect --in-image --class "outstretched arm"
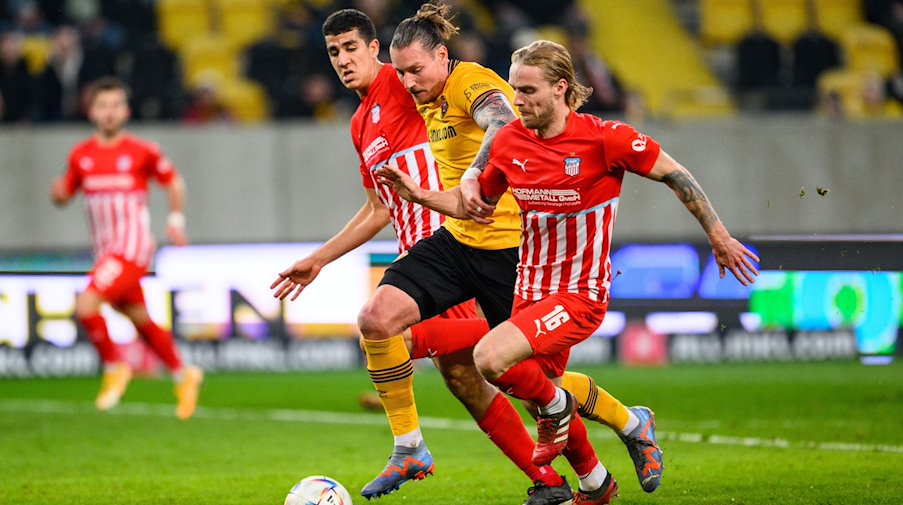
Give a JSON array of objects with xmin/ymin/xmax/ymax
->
[
  {"xmin": 646, "ymin": 150, "xmax": 759, "ymax": 285},
  {"xmin": 375, "ymin": 164, "xmax": 495, "ymax": 224},
  {"xmin": 271, "ymin": 189, "xmax": 391, "ymax": 301}
]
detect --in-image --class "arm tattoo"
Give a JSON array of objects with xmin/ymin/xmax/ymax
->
[
  {"xmin": 469, "ymin": 91, "xmax": 518, "ymax": 172},
  {"xmin": 661, "ymin": 169, "xmax": 719, "ymax": 232}
]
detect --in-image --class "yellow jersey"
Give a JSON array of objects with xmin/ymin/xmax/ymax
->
[{"xmin": 418, "ymin": 61, "xmax": 521, "ymax": 250}]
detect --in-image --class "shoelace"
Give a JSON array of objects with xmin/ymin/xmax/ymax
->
[{"xmin": 536, "ymin": 417, "xmax": 560, "ymax": 441}]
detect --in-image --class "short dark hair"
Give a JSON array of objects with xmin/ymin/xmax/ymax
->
[
  {"xmin": 322, "ymin": 9, "xmax": 378, "ymax": 42},
  {"xmin": 88, "ymin": 76, "xmax": 131, "ymax": 102}
]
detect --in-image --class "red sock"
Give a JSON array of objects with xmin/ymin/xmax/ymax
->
[
  {"xmin": 491, "ymin": 359, "xmax": 557, "ymax": 406},
  {"xmin": 79, "ymin": 314, "xmax": 121, "ymax": 365},
  {"xmin": 562, "ymin": 412, "xmax": 600, "ymax": 477},
  {"xmin": 478, "ymin": 393, "xmax": 563, "ymax": 486},
  {"xmin": 409, "ymin": 318, "xmax": 489, "ymax": 359},
  {"xmin": 136, "ymin": 321, "xmax": 183, "ymax": 371}
]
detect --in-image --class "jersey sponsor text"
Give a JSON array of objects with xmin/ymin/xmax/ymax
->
[
  {"xmin": 428, "ymin": 125, "xmax": 457, "ymax": 142},
  {"xmin": 512, "ymin": 187, "xmax": 581, "ymax": 204}
]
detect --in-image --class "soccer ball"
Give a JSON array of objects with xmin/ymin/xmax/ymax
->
[{"xmin": 284, "ymin": 475, "xmax": 353, "ymax": 505}]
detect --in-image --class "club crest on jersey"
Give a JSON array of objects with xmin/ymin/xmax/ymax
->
[
  {"xmin": 564, "ymin": 157, "xmax": 581, "ymax": 177},
  {"xmin": 117, "ymin": 155, "xmax": 133, "ymax": 172},
  {"xmin": 371, "ymin": 104, "xmax": 381, "ymax": 124},
  {"xmin": 440, "ymin": 98, "xmax": 449, "ymax": 118}
]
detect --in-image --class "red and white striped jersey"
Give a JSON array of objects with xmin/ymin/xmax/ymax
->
[
  {"xmin": 63, "ymin": 135, "xmax": 178, "ymax": 268},
  {"xmin": 351, "ymin": 64, "xmax": 444, "ymax": 253},
  {"xmin": 481, "ymin": 113, "xmax": 661, "ymax": 302}
]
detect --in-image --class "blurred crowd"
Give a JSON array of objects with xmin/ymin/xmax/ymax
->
[
  {"xmin": 719, "ymin": 0, "xmax": 903, "ymax": 118},
  {"xmin": 1, "ymin": 0, "xmax": 901, "ymax": 125},
  {"xmin": 0, "ymin": 0, "xmax": 625, "ymax": 125}
]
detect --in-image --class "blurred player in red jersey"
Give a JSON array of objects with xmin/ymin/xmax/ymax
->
[
  {"xmin": 50, "ymin": 77, "xmax": 203, "ymax": 420},
  {"xmin": 379, "ymin": 39, "xmax": 759, "ymax": 504},
  {"xmin": 271, "ymin": 10, "xmax": 576, "ymax": 501}
]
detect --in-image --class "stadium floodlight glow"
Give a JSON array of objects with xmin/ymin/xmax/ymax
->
[
  {"xmin": 646, "ymin": 311, "xmax": 719, "ymax": 335},
  {"xmin": 594, "ymin": 311, "xmax": 625, "ymax": 337}
]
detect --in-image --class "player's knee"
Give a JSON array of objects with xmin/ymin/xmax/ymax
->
[
  {"xmin": 473, "ymin": 341, "xmax": 504, "ymax": 380},
  {"xmin": 357, "ymin": 302, "xmax": 393, "ymax": 340},
  {"xmin": 75, "ymin": 293, "xmax": 101, "ymax": 320}
]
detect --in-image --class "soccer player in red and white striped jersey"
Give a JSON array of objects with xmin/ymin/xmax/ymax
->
[
  {"xmin": 352, "ymin": 72, "xmax": 443, "ymax": 253},
  {"xmin": 471, "ymin": 40, "xmax": 759, "ymax": 504},
  {"xmin": 272, "ymin": 10, "xmax": 487, "ymax": 355},
  {"xmin": 51, "ymin": 77, "xmax": 203, "ymax": 420}
]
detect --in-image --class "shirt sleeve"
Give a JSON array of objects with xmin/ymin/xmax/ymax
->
[
  {"xmin": 449, "ymin": 64, "xmax": 506, "ymax": 115},
  {"xmin": 479, "ymin": 155, "xmax": 509, "ymax": 200},
  {"xmin": 147, "ymin": 142, "xmax": 178, "ymax": 185},
  {"xmin": 359, "ymin": 160, "xmax": 375, "ymax": 189},
  {"xmin": 62, "ymin": 149, "xmax": 82, "ymax": 194},
  {"xmin": 602, "ymin": 120, "xmax": 661, "ymax": 176}
]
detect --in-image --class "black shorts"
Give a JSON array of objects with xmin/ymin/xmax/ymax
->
[{"xmin": 379, "ymin": 227, "xmax": 518, "ymax": 328}]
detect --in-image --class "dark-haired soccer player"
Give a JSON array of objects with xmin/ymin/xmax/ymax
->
[
  {"xmin": 270, "ymin": 9, "xmax": 557, "ymax": 501},
  {"xmin": 51, "ymin": 76, "xmax": 203, "ymax": 420}
]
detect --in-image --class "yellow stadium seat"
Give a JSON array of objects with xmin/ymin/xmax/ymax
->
[
  {"xmin": 660, "ymin": 86, "xmax": 736, "ymax": 119},
  {"xmin": 219, "ymin": 78, "xmax": 270, "ymax": 122},
  {"xmin": 20, "ymin": 35, "xmax": 51, "ymax": 75},
  {"xmin": 817, "ymin": 69, "xmax": 902, "ymax": 119},
  {"xmin": 181, "ymin": 36, "xmax": 240, "ymax": 88},
  {"xmin": 535, "ymin": 25, "xmax": 569, "ymax": 46},
  {"xmin": 813, "ymin": 0, "xmax": 863, "ymax": 41},
  {"xmin": 841, "ymin": 24, "xmax": 900, "ymax": 79},
  {"xmin": 759, "ymin": 0, "xmax": 808, "ymax": 45},
  {"xmin": 214, "ymin": 0, "xmax": 275, "ymax": 49},
  {"xmin": 817, "ymin": 68, "xmax": 864, "ymax": 116},
  {"xmin": 158, "ymin": 0, "xmax": 211, "ymax": 52},
  {"xmin": 699, "ymin": 0, "xmax": 755, "ymax": 46}
]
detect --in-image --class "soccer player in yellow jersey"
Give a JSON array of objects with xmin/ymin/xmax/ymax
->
[{"xmin": 350, "ymin": 3, "xmax": 659, "ymax": 503}]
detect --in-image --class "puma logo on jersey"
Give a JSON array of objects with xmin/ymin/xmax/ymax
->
[
  {"xmin": 533, "ymin": 319, "xmax": 548, "ymax": 339},
  {"xmin": 512, "ymin": 158, "xmax": 529, "ymax": 172}
]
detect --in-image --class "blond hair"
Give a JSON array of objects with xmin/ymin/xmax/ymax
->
[{"xmin": 511, "ymin": 40, "xmax": 592, "ymax": 110}]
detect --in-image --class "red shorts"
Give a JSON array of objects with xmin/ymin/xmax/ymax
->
[
  {"xmin": 87, "ymin": 255, "xmax": 147, "ymax": 307},
  {"xmin": 509, "ymin": 293, "xmax": 608, "ymax": 377},
  {"xmin": 437, "ymin": 299, "xmax": 479, "ymax": 319}
]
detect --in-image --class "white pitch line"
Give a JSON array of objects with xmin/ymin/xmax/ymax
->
[{"xmin": 2, "ymin": 399, "xmax": 902, "ymax": 455}]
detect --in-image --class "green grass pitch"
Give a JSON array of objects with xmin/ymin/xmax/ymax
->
[{"xmin": 1, "ymin": 361, "xmax": 902, "ymax": 504}]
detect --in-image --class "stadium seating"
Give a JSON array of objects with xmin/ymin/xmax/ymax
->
[
  {"xmin": 583, "ymin": 0, "xmax": 735, "ymax": 118},
  {"xmin": 181, "ymin": 35, "xmax": 240, "ymax": 89},
  {"xmin": 817, "ymin": 68, "xmax": 866, "ymax": 116},
  {"xmin": 759, "ymin": 0, "xmax": 808, "ymax": 45},
  {"xmin": 840, "ymin": 24, "xmax": 900, "ymax": 79},
  {"xmin": 816, "ymin": 68, "xmax": 902, "ymax": 118},
  {"xmin": 218, "ymin": 78, "xmax": 270, "ymax": 122},
  {"xmin": 813, "ymin": 0, "xmax": 864, "ymax": 41},
  {"xmin": 157, "ymin": 0, "xmax": 212, "ymax": 52},
  {"xmin": 535, "ymin": 25, "xmax": 569, "ymax": 46},
  {"xmin": 214, "ymin": 0, "xmax": 275, "ymax": 50},
  {"xmin": 699, "ymin": 0, "xmax": 755, "ymax": 46}
]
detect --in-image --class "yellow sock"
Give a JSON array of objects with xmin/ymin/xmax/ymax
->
[
  {"xmin": 362, "ymin": 335, "xmax": 419, "ymax": 437},
  {"xmin": 561, "ymin": 371, "xmax": 630, "ymax": 432}
]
